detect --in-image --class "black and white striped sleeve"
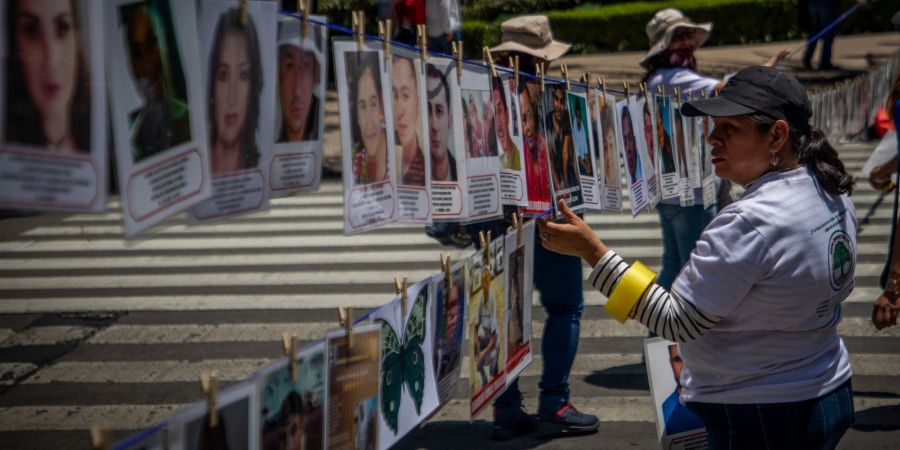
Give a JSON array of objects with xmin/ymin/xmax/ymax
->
[{"xmin": 588, "ymin": 251, "xmax": 722, "ymax": 342}]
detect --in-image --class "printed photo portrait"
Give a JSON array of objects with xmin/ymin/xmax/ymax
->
[
  {"xmin": 184, "ymin": 391, "xmax": 251, "ymax": 450},
  {"xmin": 641, "ymin": 99, "xmax": 656, "ymax": 168},
  {"xmin": 433, "ymin": 262, "xmax": 466, "ymax": 405},
  {"xmin": 325, "ymin": 325, "xmax": 380, "ymax": 450},
  {"xmin": 655, "ymin": 95, "xmax": 676, "ymax": 174},
  {"xmin": 426, "ymin": 63, "xmax": 458, "ymax": 182},
  {"xmin": 673, "ymin": 106, "xmax": 689, "ymax": 181},
  {"xmin": 3, "ymin": 0, "xmax": 91, "ymax": 154},
  {"xmin": 346, "ymin": 51, "xmax": 389, "ymax": 187},
  {"xmin": 645, "ymin": 337, "xmax": 707, "ymax": 448},
  {"xmin": 491, "ymin": 76, "xmax": 521, "ymax": 171},
  {"xmin": 117, "ymin": 0, "xmax": 191, "ymax": 164},
  {"xmin": 543, "ymin": 85, "xmax": 578, "ymax": 193},
  {"xmin": 598, "ymin": 93, "xmax": 619, "ymax": 188},
  {"xmin": 568, "ymin": 92, "xmax": 593, "ymax": 177},
  {"xmin": 275, "ymin": 17, "xmax": 325, "ymax": 143},
  {"xmin": 461, "ymin": 88, "xmax": 496, "ymax": 159},
  {"xmin": 392, "ymin": 55, "xmax": 426, "ymax": 187},
  {"xmin": 619, "ymin": 103, "xmax": 643, "ymax": 184},
  {"xmin": 520, "ymin": 80, "xmax": 550, "ymax": 210},
  {"xmin": 506, "ymin": 245, "xmax": 525, "ymax": 358},
  {"xmin": 259, "ymin": 345, "xmax": 325, "ymax": 450},
  {"xmin": 206, "ymin": 6, "xmax": 264, "ymax": 176}
]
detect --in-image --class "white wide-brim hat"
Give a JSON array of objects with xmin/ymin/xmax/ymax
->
[
  {"xmin": 488, "ymin": 15, "xmax": 571, "ymax": 62},
  {"xmin": 639, "ymin": 8, "xmax": 712, "ymax": 68}
]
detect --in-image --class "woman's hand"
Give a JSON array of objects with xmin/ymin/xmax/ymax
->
[
  {"xmin": 872, "ymin": 290, "xmax": 899, "ymax": 330},
  {"xmin": 762, "ymin": 49, "xmax": 791, "ymax": 68},
  {"xmin": 537, "ymin": 198, "xmax": 608, "ymax": 266}
]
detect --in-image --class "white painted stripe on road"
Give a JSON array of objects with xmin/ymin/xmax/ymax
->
[
  {"xmin": 0, "ymin": 362, "xmax": 37, "ymax": 385},
  {"xmin": 24, "ymin": 359, "xmax": 270, "ymax": 384},
  {"xmin": 0, "ymin": 404, "xmax": 183, "ymax": 431},
  {"xmin": 0, "ymin": 328, "xmax": 13, "ymax": 344},
  {"xmin": 88, "ymin": 323, "xmax": 335, "ymax": 344},
  {"xmin": 0, "ymin": 326, "xmax": 94, "ymax": 347}
]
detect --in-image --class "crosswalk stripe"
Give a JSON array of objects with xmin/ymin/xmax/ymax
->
[
  {"xmin": 0, "ymin": 363, "xmax": 38, "ymax": 386},
  {"xmin": 0, "ymin": 326, "xmax": 95, "ymax": 347}
]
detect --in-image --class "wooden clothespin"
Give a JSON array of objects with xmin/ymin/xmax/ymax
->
[
  {"xmin": 417, "ymin": 25, "xmax": 428, "ymax": 62},
  {"xmin": 378, "ymin": 20, "xmax": 392, "ymax": 63},
  {"xmin": 352, "ymin": 11, "xmax": 365, "ymax": 53},
  {"xmin": 451, "ymin": 41, "xmax": 463, "ymax": 80},
  {"xmin": 440, "ymin": 254, "xmax": 452, "ymax": 292},
  {"xmin": 598, "ymin": 75, "xmax": 606, "ymax": 97},
  {"xmin": 640, "ymin": 82, "xmax": 648, "ymax": 100},
  {"xmin": 239, "ymin": 0, "xmax": 248, "ymax": 24},
  {"xmin": 582, "ymin": 72, "xmax": 590, "ymax": 90},
  {"xmin": 299, "ymin": 0, "xmax": 310, "ymax": 39},
  {"xmin": 623, "ymin": 80, "xmax": 629, "ymax": 99},
  {"xmin": 483, "ymin": 46, "xmax": 497, "ymax": 77},
  {"xmin": 561, "ymin": 64, "xmax": 570, "ymax": 91},
  {"xmin": 658, "ymin": 84, "xmax": 664, "ymax": 96},
  {"xmin": 89, "ymin": 426, "xmax": 110, "ymax": 450},
  {"xmin": 337, "ymin": 306, "xmax": 354, "ymax": 349},
  {"xmin": 510, "ymin": 55, "xmax": 519, "ymax": 92},
  {"xmin": 478, "ymin": 230, "xmax": 492, "ymax": 305},
  {"xmin": 200, "ymin": 371, "xmax": 219, "ymax": 428},
  {"xmin": 675, "ymin": 87, "xmax": 682, "ymax": 104},
  {"xmin": 395, "ymin": 276, "xmax": 409, "ymax": 316},
  {"xmin": 538, "ymin": 63, "xmax": 545, "ymax": 93},
  {"xmin": 282, "ymin": 333, "xmax": 298, "ymax": 381},
  {"xmin": 509, "ymin": 212, "xmax": 524, "ymax": 247}
]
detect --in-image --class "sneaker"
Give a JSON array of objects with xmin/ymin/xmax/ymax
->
[
  {"xmin": 491, "ymin": 406, "xmax": 538, "ymax": 441},
  {"xmin": 538, "ymin": 402, "xmax": 599, "ymax": 436}
]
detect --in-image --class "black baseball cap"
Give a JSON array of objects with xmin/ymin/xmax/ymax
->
[{"xmin": 681, "ymin": 66, "xmax": 812, "ymax": 136}]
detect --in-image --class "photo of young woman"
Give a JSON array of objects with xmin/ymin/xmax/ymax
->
[
  {"xmin": 207, "ymin": 7, "xmax": 263, "ymax": 176},
  {"xmin": 3, "ymin": 0, "xmax": 91, "ymax": 153},
  {"xmin": 392, "ymin": 56, "xmax": 426, "ymax": 187},
  {"xmin": 347, "ymin": 51, "xmax": 389, "ymax": 186},
  {"xmin": 655, "ymin": 95, "xmax": 676, "ymax": 174},
  {"xmin": 519, "ymin": 81, "xmax": 550, "ymax": 213},
  {"xmin": 491, "ymin": 76, "xmax": 521, "ymax": 171},
  {"xmin": 599, "ymin": 94, "xmax": 619, "ymax": 188},
  {"xmin": 621, "ymin": 105, "xmax": 643, "ymax": 183}
]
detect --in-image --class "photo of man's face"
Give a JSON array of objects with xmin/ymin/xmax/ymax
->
[
  {"xmin": 622, "ymin": 107, "xmax": 637, "ymax": 181},
  {"xmin": 426, "ymin": 66, "xmax": 455, "ymax": 182},
  {"xmin": 126, "ymin": 5, "xmax": 164, "ymax": 100},
  {"xmin": 668, "ymin": 344, "xmax": 684, "ymax": 390},
  {"xmin": 642, "ymin": 104, "xmax": 655, "ymax": 163},
  {"xmin": 278, "ymin": 44, "xmax": 320, "ymax": 142}
]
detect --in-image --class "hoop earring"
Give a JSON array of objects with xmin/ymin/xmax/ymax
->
[{"xmin": 770, "ymin": 154, "xmax": 780, "ymax": 168}]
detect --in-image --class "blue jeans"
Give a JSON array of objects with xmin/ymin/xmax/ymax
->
[
  {"xmin": 656, "ymin": 204, "xmax": 716, "ymax": 290},
  {"xmin": 686, "ymin": 379, "xmax": 854, "ymax": 450},
  {"xmin": 803, "ymin": 0, "xmax": 838, "ymax": 68}
]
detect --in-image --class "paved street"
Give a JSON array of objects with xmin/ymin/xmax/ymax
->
[{"xmin": 0, "ymin": 140, "xmax": 897, "ymax": 449}]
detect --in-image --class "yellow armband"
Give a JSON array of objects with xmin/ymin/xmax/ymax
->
[{"xmin": 604, "ymin": 261, "xmax": 656, "ymax": 323}]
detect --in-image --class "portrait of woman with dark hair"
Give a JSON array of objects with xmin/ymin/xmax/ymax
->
[
  {"xmin": 642, "ymin": 101, "xmax": 656, "ymax": 165},
  {"xmin": 4, "ymin": 0, "xmax": 91, "ymax": 153},
  {"xmin": 207, "ymin": 7, "xmax": 263, "ymax": 176},
  {"xmin": 347, "ymin": 51, "xmax": 389, "ymax": 186},
  {"xmin": 621, "ymin": 105, "xmax": 643, "ymax": 183}
]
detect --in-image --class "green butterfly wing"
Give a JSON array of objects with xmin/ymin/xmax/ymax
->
[
  {"xmin": 401, "ymin": 290, "xmax": 428, "ymax": 415},
  {"xmin": 380, "ymin": 320, "xmax": 402, "ymax": 434}
]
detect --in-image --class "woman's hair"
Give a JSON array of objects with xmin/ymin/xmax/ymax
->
[
  {"xmin": 348, "ymin": 52, "xmax": 382, "ymax": 147},
  {"xmin": 750, "ymin": 114, "xmax": 854, "ymax": 196},
  {"xmin": 4, "ymin": 0, "xmax": 91, "ymax": 152},
  {"xmin": 888, "ymin": 71, "xmax": 900, "ymax": 120},
  {"xmin": 208, "ymin": 7, "xmax": 263, "ymax": 169},
  {"xmin": 641, "ymin": 51, "xmax": 697, "ymax": 84}
]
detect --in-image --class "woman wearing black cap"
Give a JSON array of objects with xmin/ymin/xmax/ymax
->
[{"xmin": 538, "ymin": 66, "xmax": 856, "ymax": 448}]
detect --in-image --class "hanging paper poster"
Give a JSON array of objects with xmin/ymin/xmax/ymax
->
[
  {"xmin": 334, "ymin": 39, "xmax": 398, "ymax": 234},
  {"xmin": 459, "ymin": 64, "xmax": 501, "ymax": 221},
  {"xmin": 190, "ymin": 0, "xmax": 278, "ymax": 222},
  {"xmin": 684, "ymin": 93, "xmax": 702, "ymax": 191},
  {"xmin": 616, "ymin": 97, "xmax": 649, "ymax": 216},
  {"xmin": 568, "ymin": 88, "xmax": 599, "ymax": 209},
  {"xmin": 636, "ymin": 96, "xmax": 660, "ymax": 207},
  {"xmin": 0, "ymin": 0, "xmax": 107, "ymax": 212},
  {"xmin": 181, "ymin": 380, "xmax": 258, "ymax": 450},
  {"xmin": 259, "ymin": 342, "xmax": 326, "ymax": 450},
  {"xmin": 269, "ymin": 15, "xmax": 329, "ymax": 196},
  {"xmin": 645, "ymin": 337, "xmax": 708, "ymax": 450},
  {"xmin": 432, "ymin": 259, "xmax": 467, "ymax": 406},
  {"xmin": 425, "ymin": 58, "xmax": 468, "ymax": 221},
  {"xmin": 112, "ymin": 423, "xmax": 168, "ymax": 450},
  {"xmin": 594, "ymin": 90, "xmax": 623, "ymax": 211},
  {"xmin": 504, "ymin": 220, "xmax": 534, "ymax": 382},
  {"xmin": 520, "ymin": 79, "xmax": 551, "ymax": 216},
  {"xmin": 542, "ymin": 83, "xmax": 584, "ymax": 216},
  {"xmin": 324, "ymin": 323, "xmax": 380, "ymax": 450},
  {"xmin": 466, "ymin": 235, "xmax": 507, "ymax": 418},
  {"xmin": 698, "ymin": 116, "xmax": 716, "ymax": 208},
  {"xmin": 654, "ymin": 94, "xmax": 679, "ymax": 200},
  {"xmin": 491, "ymin": 72, "xmax": 528, "ymax": 207},
  {"xmin": 367, "ymin": 280, "xmax": 440, "ymax": 450},
  {"xmin": 391, "ymin": 47, "xmax": 432, "ymax": 223},
  {"xmin": 672, "ymin": 101, "xmax": 695, "ymax": 207},
  {"xmin": 107, "ymin": 0, "xmax": 212, "ymax": 236}
]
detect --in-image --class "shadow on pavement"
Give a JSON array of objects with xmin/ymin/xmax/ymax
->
[
  {"xmin": 852, "ymin": 404, "xmax": 900, "ymax": 432},
  {"xmin": 584, "ymin": 363, "xmax": 649, "ymax": 391}
]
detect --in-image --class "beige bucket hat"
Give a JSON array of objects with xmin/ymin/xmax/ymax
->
[
  {"xmin": 640, "ymin": 8, "xmax": 712, "ymax": 68},
  {"xmin": 488, "ymin": 15, "xmax": 571, "ymax": 62}
]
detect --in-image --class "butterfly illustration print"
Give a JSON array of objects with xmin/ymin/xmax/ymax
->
[{"xmin": 380, "ymin": 288, "xmax": 428, "ymax": 434}]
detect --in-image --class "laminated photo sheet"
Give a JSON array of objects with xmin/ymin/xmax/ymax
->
[
  {"xmin": 466, "ymin": 235, "xmax": 507, "ymax": 418},
  {"xmin": 459, "ymin": 64, "xmax": 501, "ymax": 222},
  {"xmin": 594, "ymin": 90, "xmax": 623, "ymax": 211},
  {"xmin": 391, "ymin": 46, "xmax": 432, "ymax": 224},
  {"xmin": 683, "ymin": 93, "xmax": 702, "ymax": 191},
  {"xmin": 644, "ymin": 337, "xmax": 708, "ymax": 450},
  {"xmin": 0, "ymin": 0, "xmax": 107, "ymax": 212},
  {"xmin": 324, "ymin": 323, "xmax": 381, "ymax": 450},
  {"xmin": 258, "ymin": 342, "xmax": 325, "ymax": 450},
  {"xmin": 503, "ymin": 220, "xmax": 534, "ymax": 382},
  {"xmin": 672, "ymin": 101, "xmax": 695, "ymax": 207},
  {"xmin": 269, "ymin": 15, "xmax": 328, "ymax": 196},
  {"xmin": 697, "ymin": 116, "xmax": 715, "ymax": 209},
  {"xmin": 635, "ymin": 95, "xmax": 660, "ymax": 207},
  {"xmin": 107, "ymin": 0, "xmax": 212, "ymax": 237},
  {"xmin": 176, "ymin": 378, "xmax": 259, "ymax": 450},
  {"xmin": 431, "ymin": 259, "xmax": 468, "ymax": 407},
  {"xmin": 492, "ymin": 72, "xmax": 528, "ymax": 207},
  {"xmin": 365, "ymin": 279, "xmax": 439, "ymax": 450},
  {"xmin": 425, "ymin": 57, "xmax": 468, "ymax": 221},
  {"xmin": 567, "ymin": 87, "xmax": 600, "ymax": 209},
  {"xmin": 654, "ymin": 94, "xmax": 679, "ymax": 200},
  {"xmin": 615, "ymin": 97, "xmax": 649, "ymax": 217},
  {"xmin": 334, "ymin": 39, "xmax": 398, "ymax": 234},
  {"xmin": 520, "ymin": 79, "xmax": 552, "ymax": 216},
  {"xmin": 541, "ymin": 83, "xmax": 584, "ymax": 217},
  {"xmin": 112, "ymin": 423, "xmax": 169, "ymax": 450},
  {"xmin": 190, "ymin": 0, "xmax": 278, "ymax": 222}
]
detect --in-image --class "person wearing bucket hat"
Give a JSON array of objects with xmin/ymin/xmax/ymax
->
[
  {"xmin": 537, "ymin": 66, "xmax": 857, "ymax": 448},
  {"xmin": 276, "ymin": 19, "xmax": 324, "ymax": 143},
  {"xmin": 642, "ymin": 8, "xmax": 788, "ymax": 293}
]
